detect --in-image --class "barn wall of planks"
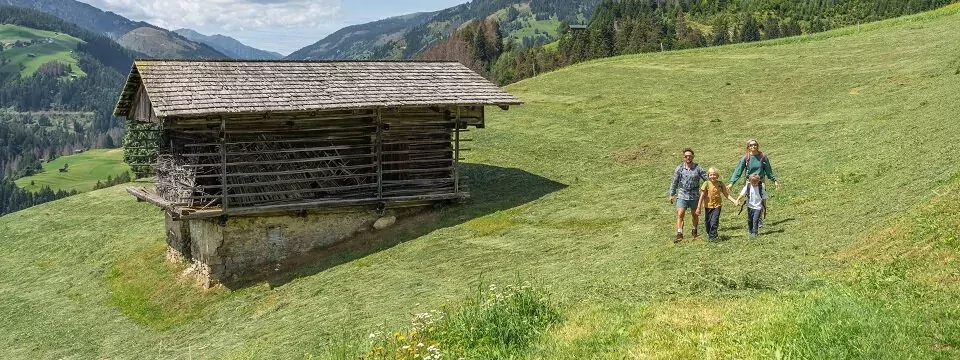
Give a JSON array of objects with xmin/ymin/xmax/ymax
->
[{"xmin": 139, "ymin": 105, "xmax": 482, "ymax": 218}]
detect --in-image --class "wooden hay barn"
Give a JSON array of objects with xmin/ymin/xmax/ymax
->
[{"xmin": 114, "ymin": 60, "xmax": 522, "ymax": 286}]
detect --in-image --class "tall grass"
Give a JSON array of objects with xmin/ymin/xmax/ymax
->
[{"xmin": 360, "ymin": 283, "xmax": 561, "ymax": 359}]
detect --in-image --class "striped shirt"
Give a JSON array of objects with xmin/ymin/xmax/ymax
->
[{"xmin": 668, "ymin": 163, "xmax": 708, "ymax": 201}]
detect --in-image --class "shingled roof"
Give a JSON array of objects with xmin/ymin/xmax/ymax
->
[{"xmin": 114, "ymin": 60, "xmax": 523, "ymax": 118}]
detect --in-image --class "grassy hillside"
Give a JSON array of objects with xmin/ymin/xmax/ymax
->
[
  {"xmin": 0, "ymin": 23, "xmax": 85, "ymax": 77},
  {"xmin": 2, "ymin": 5, "xmax": 960, "ymax": 359},
  {"xmin": 14, "ymin": 149, "xmax": 129, "ymax": 193}
]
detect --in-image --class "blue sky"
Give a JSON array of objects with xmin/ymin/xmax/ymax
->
[{"xmin": 79, "ymin": 0, "xmax": 468, "ymax": 55}]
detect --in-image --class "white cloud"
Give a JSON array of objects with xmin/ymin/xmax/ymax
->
[{"xmin": 83, "ymin": 0, "xmax": 342, "ymax": 32}]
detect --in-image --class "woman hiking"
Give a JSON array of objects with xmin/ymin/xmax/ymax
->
[
  {"xmin": 727, "ymin": 139, "xmax": 782, "ymax": 225},
  {"xmin": 668, "ymin": 148, "xmax": 708, "ymax": 243}
]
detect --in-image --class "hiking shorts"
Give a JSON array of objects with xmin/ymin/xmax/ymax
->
[{"xmin": 676, "ymin": 198, "xmax": 698, "ymax": 210}]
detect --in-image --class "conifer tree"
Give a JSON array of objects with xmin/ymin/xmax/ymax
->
[
  {"xmin": 712, "ymin": 15, "xmax": 730, "ymax": 46},
  {"xmin": 740, "ymin": 15, "xmax": 761, "ymax": 42},
  {"xmin": 472, "ymin": 25, "xmax": 488, "ymax": 68},
  {"xmin": 762, "ymin": 14, "xmax": 781, "ymax": 40}
]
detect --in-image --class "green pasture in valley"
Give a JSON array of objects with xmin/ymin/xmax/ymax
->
[
  {"xmin": 14, "ymin": 149, "xmax": 130, "ymax": 193},
  {"xmin": 0, "ymin": 24, "xmax": 86, "ymax": 78},
  {"xmin": 2, "ymin": 5, "xmax": 960, "ymax": 358}
]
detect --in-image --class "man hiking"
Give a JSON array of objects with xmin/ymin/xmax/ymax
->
[
  {"xmin": 727, "ymin": 139, "xmax": 782, "ymax": 226},
  {"xmin": 668, "ymin": 148, "xmax": 708, "ymax": 243}
]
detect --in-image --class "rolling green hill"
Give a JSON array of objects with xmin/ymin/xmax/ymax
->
[
  {"xmin": 2, "ymin": 4, "xmax": 960, "ymax": 359},
  {"xmin": 14, "ymin": 149, "xmax": 129, "ymax": 193},
  {"xmin": 0, "ymin": 24, "xmax": 84, "ymax": 77}
]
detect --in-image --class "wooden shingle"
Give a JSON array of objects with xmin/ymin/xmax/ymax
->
[{"xmin": 114, "ymin": 60, "xmax": 523, "ymax": 118}]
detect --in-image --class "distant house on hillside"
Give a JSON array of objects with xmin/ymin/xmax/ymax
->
[
  {"xmin": 567, "ymin": 24, "xmax": 588, "ymax": 32},
  {"xmin": 114, "ymin": 59, "xmax": 522, "ymax": 287}
]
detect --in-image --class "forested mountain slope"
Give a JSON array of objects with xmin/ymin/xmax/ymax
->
[
  {"xmin": 286, "ymin": 0, "xmax": 601, "ymax": 60},
  {"xmin": 285, "ymin": 11, "xmax": 439, "ymax": 60},
  {"xmin": 0, "ymin": 6, "xmax": 133, "ymax": 213},
  {"xmin": 0, "ymin": 0, "xmax": 227, "ymax": 59}
]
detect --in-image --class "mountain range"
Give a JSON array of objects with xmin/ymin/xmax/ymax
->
[
  {"xmin": 0, "ymin": 0, "xmax": 230, "ymax": 59},
  {"xmin": 286, "ymin": 0, "xmax": 601, "ymax": 60},
  {"xmin": 173, "ymin": 29, "xmax": 284, "ymax": 60},
  {"xmin": 284, "ymin": 11, "xmax": 439, "ymax": 60}
]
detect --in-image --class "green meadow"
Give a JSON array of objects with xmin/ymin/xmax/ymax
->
[
  {"xmin": 2, "ymin": 4, "xmax": 960, "ymax": 358},
  {"xmin": 15, "ymin": 149, "xmax": 130, "ymax": 193},
  {"xmin": 0, "ymin": 24, "xmax": 85, "ymax": 78}
]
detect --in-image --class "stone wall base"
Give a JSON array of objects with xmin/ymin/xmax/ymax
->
[{"xmin": 166, "ymin": 207, "xmax": 424, "ymax": 287}]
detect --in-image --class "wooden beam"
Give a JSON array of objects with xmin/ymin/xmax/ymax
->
[
  {"xmin": 193, "ymin": 164, "xmax": 377, "ymax": 179},
  {"xmin": 180, "ymin": 144, "xmax": 373, "ymax": 158},
  {"xmin": 126, "ymin": 187, "xmax": 176, "ymax": 212},
  {"xmin": 183, "ymin": 134, "xmax": 373, "ymax": 147},
  {"xmin": 178, "ymin": 193, "xmax": 469, "ymax": 219},
  {"xmin": 190, "ymin": 173, "xmax": 377, "ymax": 190},
  {"xmin": 220, "ymin": 116, "xmax": 228, "ymax": 212},
  {"xmin": 376, "ymin": 107, "xmax": 383, "ymax": 201},
  {"xmin": 181, "ymin": 153, "xmax": 375, "ymax": 168},
  {"xmin": 454, "ymin": 106, "xmax": 460, "ymax": 194},
  {"xmin": 186, "ymin": 183, "xmax": 378, "ymax": 200},
  {"xmin": 382, "ymin": 167, "xmax": 453, "ymax": 174}
]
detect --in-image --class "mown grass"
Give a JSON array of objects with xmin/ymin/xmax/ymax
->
[
  {"xmin": 2, "ymin": 5, "xmax": 960, "ymax": 358},
  {"xmin": 15, "ymin": 148, "xmax": 130, "ymax": 193},
  {"xmin": 106, "ymin": 241, "xmax": 231, "ymax": 330},
  {"xmin": 0, "ymin": 24, "xmax": 85, "ymax": 78}
]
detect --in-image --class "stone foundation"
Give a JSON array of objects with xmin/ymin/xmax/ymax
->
[{"xmin": 165, "ymin": 207, "xmax": 422, "ymax": 287}]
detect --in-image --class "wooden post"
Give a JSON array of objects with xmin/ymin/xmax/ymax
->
[
  {"xmin": 220, "ymin": 116, "xmax": 228, "ymax": 212},
  {"xmin": 454, "ymin": 106, "xmax": 461, "ymax": 194},
  {"xmin": 376, "ymin": 108, "xmax": 383, "ymax": 200}
]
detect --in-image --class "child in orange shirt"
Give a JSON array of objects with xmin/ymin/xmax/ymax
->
[{"xmin": 696, "ymin": 167, "xmax": 738, "ymax": 241}]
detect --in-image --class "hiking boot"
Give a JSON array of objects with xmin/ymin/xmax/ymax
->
[
  {"xmin": 692, "ymin": 228, "xmax": 699, "ymax": 238},
  {"xmin": 675, "ymin": 232, "xmax": 683, "ymax": 243}
]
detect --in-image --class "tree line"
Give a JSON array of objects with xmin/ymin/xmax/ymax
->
[
  {"xmin": 0, "ymin": 179, "xmax": 77, "ymax": 216},
  {"xmin": 418, "ymin": 0, "xmax": 956, "ymax": 85},
  {"xmin": 92, "ymin": 171, "xmax": 132, "ymax": 190}
]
